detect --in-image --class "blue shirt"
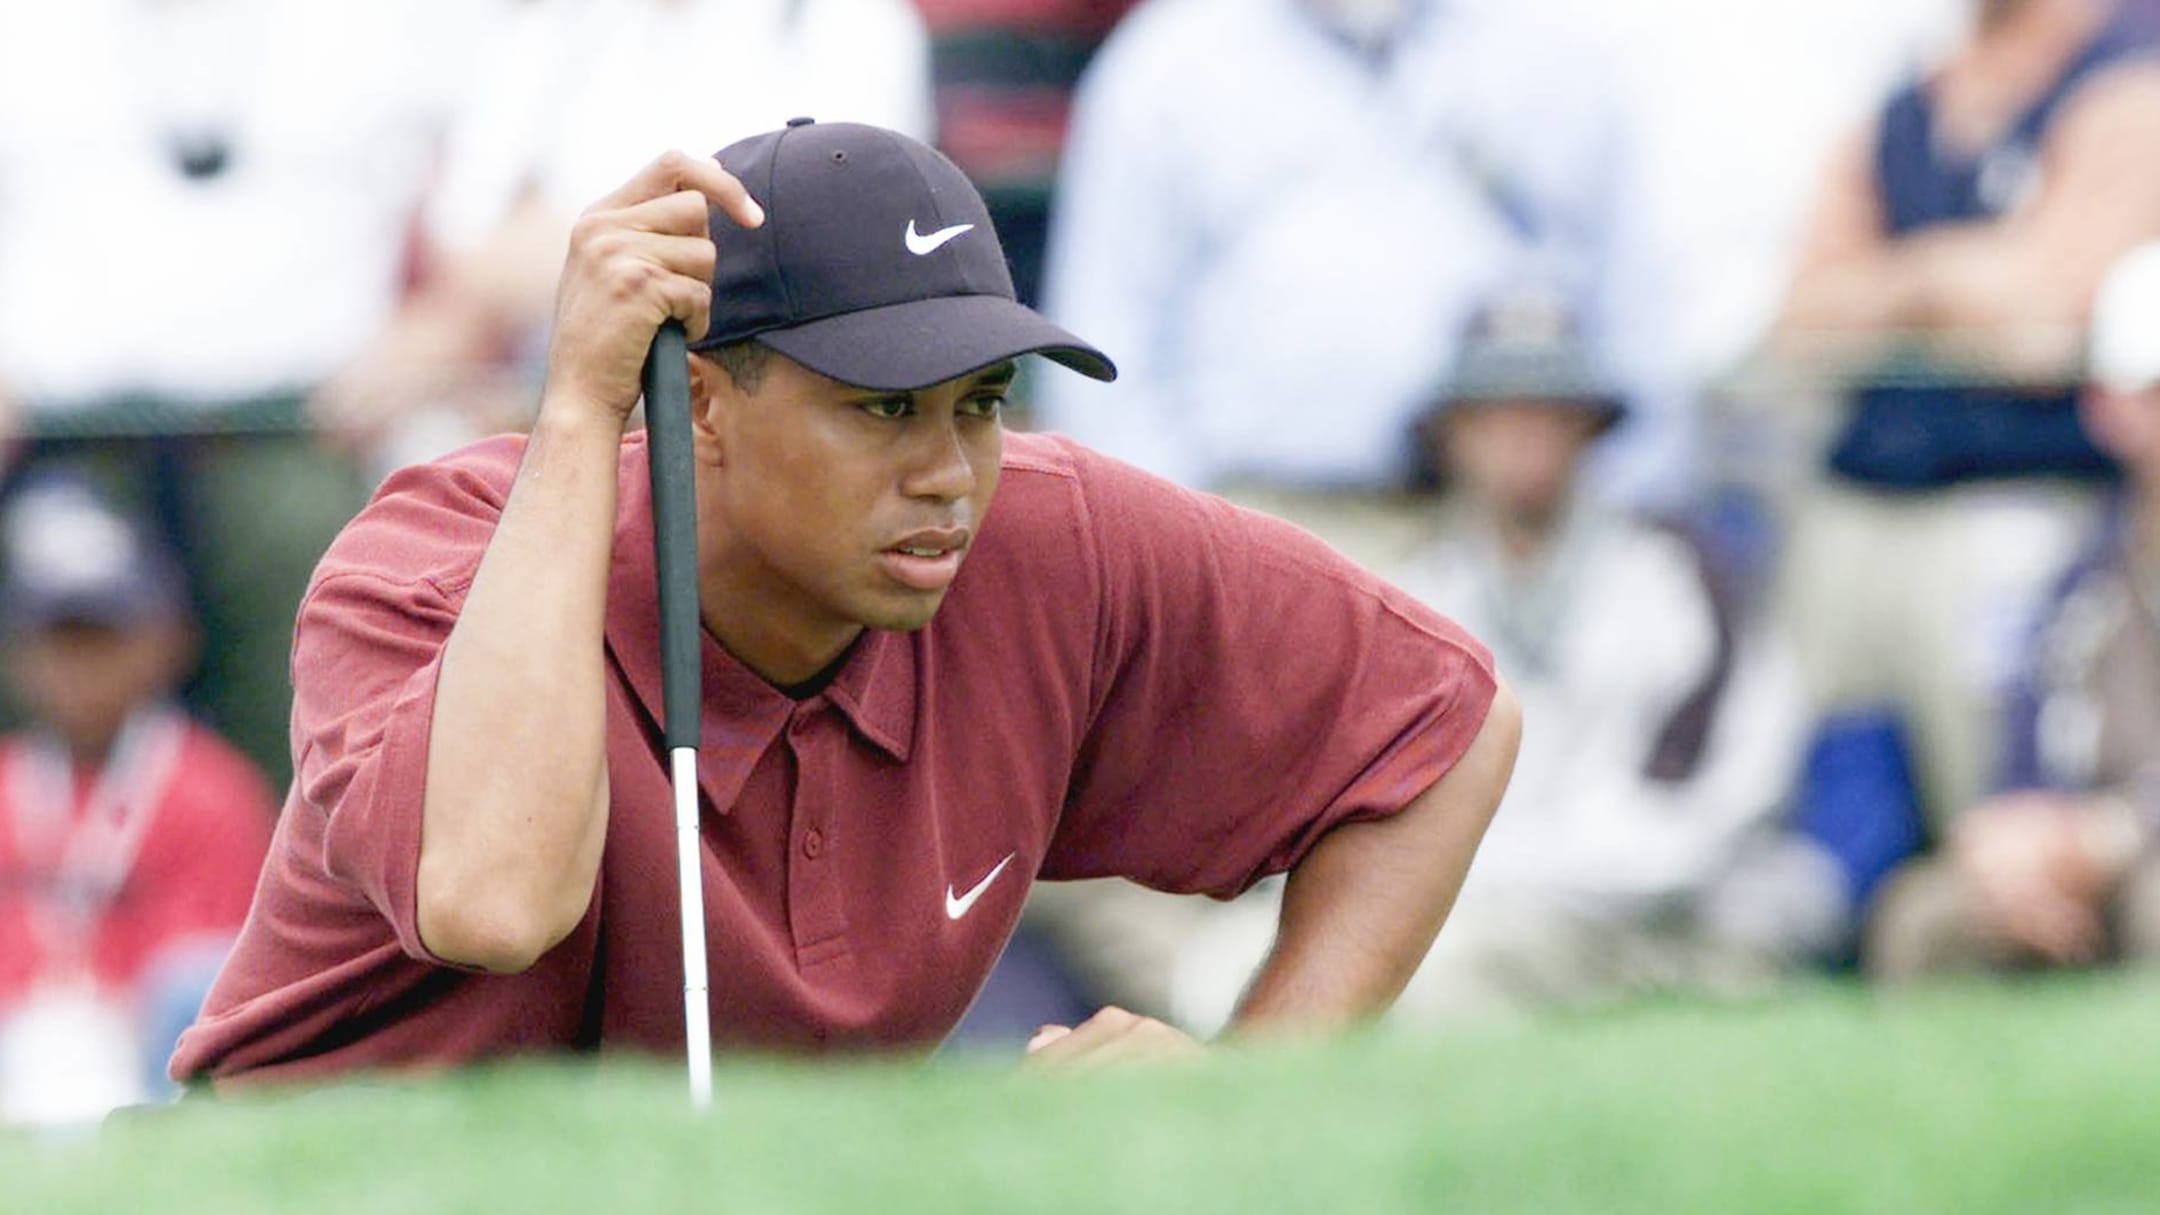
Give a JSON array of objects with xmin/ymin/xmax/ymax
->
[{"xmin": 1035, "ymin": 0, "xmax": 1673, "ymax": 497}]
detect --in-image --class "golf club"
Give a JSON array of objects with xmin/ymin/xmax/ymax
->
[{"xmin": 641, "ymin": 317, "xmax": 712, "ymax": 1109}]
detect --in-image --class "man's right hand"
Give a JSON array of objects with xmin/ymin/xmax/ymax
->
[
  {"xmin": 542, "ymin": 150, "xmax": 764, "ymax": 426},
  {"xmin": 1023, "ymin": 1007, "xmax": 1202, "ymax": 1068},
  {"xmin": 415, "ymin": 151, "xmax": 757, "ymax": 974}
]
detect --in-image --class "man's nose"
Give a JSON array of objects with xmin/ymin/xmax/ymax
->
[{"xmin": 903, "ymin": 420, "xmax": 977, "ymax": 502}]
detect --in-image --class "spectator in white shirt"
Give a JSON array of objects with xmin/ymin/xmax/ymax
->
[
  {"xmin": 1034, "ymin": 0, "xmax": 1678, "ymax": 505},
  {"xmin": 1172, "ymin": 282, "xmax": 1841, "ymax": 1028}
]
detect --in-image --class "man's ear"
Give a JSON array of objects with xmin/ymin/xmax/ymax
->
[{"xmin": 687, "ymin": 352, "xmax": 733, "ymax": 465}]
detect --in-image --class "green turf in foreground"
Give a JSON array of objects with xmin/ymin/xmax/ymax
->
[{"xmin": 4, "ymin": 976, "xmax": 2155, "ymax": 1215}]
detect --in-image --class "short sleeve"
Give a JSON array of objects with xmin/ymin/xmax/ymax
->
[
  {"xmin": 1043, "ymin": 450, "xmax": 1497, "ymax": 898},
  {"xmin": 288, "ymin": 454, "xmax": 509, "ymax": 966},
  {"xmin": 296, "ymin": 575, "xmax": 460, "ymax": 963}
]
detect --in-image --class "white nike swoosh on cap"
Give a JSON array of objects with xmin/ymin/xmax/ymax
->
[
  {"xmin": 905, "ymin": 219, "xmax": 975, "ymax": 256},
  {"xmin": 945, "ymin": 853, "xmax": 1015, "ymax": 920}
]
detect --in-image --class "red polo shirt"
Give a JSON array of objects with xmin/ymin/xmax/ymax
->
[{"xmin": 172, "ymin": 431, "xmax": 1493, "ymax": 1085}]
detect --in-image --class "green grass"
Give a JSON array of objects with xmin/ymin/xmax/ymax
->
[{"xmin": 6, "ymin": 976, "xmax": 2156, "ymax": 1214}]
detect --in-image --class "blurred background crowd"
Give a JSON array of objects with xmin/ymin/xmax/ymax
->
[{"xmin": 4, "ymin": 0, "xmax": 2160, "ymax": 1126}]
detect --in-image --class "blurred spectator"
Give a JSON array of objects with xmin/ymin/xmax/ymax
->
[
  {"xmin": 1170, "ymin": 283, "xmax": 1840, "ymax": 1031},
  {"xmin": 1771, "ymin": 0, "xmax": 2160, "ymax": 830},
  {"xmin": 1868, "ymin": 242, "xmax": 2160, "ymax": 978},
  {"xmin": 912, "ymin": 0, "xmax": 1143, "ymax": 307},
  {"xmin": 0, "ymin": 0, "xmax": 501, "ymax": 783},
  {"xmin": 0, "ymin": 475, "xmax": 272, "ymax": 1125},
  {"xmin": 0, "ymin": 0, "xmax": 491, "ymax": 414},
  {"xmin": 1544, "ymin": 0, "xmax": 1962, "ymax": 404},
  {"xmin": 314, "ymin": 0, "xmax": 934, "ymax": 473},
  {"xmin": 1033, "ymin": 0, "xmax": 1682, "ymax": 508}
]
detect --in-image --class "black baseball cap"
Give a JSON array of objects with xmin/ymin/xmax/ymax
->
[{"xmin": 691, "ymin": 118, "xmax": 1116, "ymax": 392}]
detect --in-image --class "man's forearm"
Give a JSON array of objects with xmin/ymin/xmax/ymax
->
[
  {"xmin": 1777, "ymin": 248, "xmax": 1929, "ymax": 340},
  {"xmin": 417, "ymin": 400, "xmax": 623, "ymax": 972},
  {"xmin": 1783, "ymin": 222, "xmax": 2097, "ymax": 339},
  {"xmin": 1227, "ymin": 679, "xmax": 1521, "ymax": 1034},
  {"xmin": 1774, "ymin": 229, "xmax": 2096, "ymax": 391}
]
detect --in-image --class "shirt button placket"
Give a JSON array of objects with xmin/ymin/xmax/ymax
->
[{"xmin": 786, "ymin": 704, "xmax": 848, "ymax": 967}]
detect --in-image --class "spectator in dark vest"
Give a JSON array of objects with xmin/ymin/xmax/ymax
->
[{"xmin": 1771, "ymin": 0, "xmax": 2160, "ymax": 841}]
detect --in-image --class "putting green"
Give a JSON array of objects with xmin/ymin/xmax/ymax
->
[{"xmin": 5, "ymin": 975, "xmax": 2155, "ymax": 1214}]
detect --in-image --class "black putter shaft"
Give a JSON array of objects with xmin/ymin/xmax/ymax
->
[
  {"xmin": 640, "ymin": 317, "xmax": 713, "ymax": 1107},
  {"xmin": 643, "ymin": 319, "xmax": 701, "ymax": 749}
]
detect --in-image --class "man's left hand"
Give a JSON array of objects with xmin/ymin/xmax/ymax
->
[{"xmin": 1022, "ymin": 1007, "xmax": 1201, "ymax": 1067}]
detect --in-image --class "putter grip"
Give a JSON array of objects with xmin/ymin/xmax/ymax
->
[{"xmin": 642, "ymin": 320, "xmax": 702, "ymax": 751}]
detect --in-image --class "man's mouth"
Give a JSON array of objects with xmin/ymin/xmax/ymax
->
[{"xmin": 877, "ymin": 529, "xmax": 970, "ymax": 592}]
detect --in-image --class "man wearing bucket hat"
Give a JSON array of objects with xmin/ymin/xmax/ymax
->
[
  {"xmin": 1398, "ymin": 284, "xmax": 1840, "ymax": 1014},
  {"xmin": 172, "ymin": 120, "xmax": 1518, "ymax": 1084},
  {"xmin": 1868, "ymin": 240, "xmax": 2160, "ymax": 979},
  {"xmin": 1170, "ymin": 282, "xmax": 1833, "ymax": 1030}
]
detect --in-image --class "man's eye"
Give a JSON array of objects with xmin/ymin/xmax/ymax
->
[
  {"xmin": 861, "ymin": 398, "xmax": 911, "ymax": 420},
  {"xmin": 963, "ymin": 394, "xmax": 1007, "ymax": 419}
]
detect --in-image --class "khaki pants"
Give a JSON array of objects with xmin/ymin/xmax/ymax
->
[
  {"xmin": 1774, "ymin": 478, "xmax": 2101, "ymax": 829},
  {"xmin": 1209, "ymin": 483, "xmax": 1431, "ymax": 571}
]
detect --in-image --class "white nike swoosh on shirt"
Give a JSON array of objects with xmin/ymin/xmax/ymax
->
[
  {"xmin": 945, "ymin": 853, "xmax": 1015, "ymax": 920},
  {"xmin": 905, "ymin": 219, "xmax": 975, "ymax": 256}
]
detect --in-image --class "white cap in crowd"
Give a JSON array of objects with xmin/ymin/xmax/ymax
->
[{"xmin": 2090, "ymin": 240, "xmax": 2160, "ymax": 392}]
